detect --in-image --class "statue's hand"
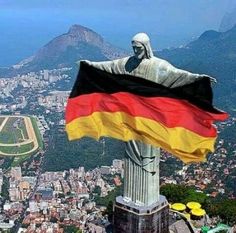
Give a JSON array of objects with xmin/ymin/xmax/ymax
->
[
  {"xmin": 200, "ymin": 75, "xmax": 217, "ymax": 85},
  {"xmin": 208, "ymin": 76, "xmax": 217, "ymax": 84},
  {"xmin": 76, "ymin": 60, "xmax": 92, "ymax": 66}
]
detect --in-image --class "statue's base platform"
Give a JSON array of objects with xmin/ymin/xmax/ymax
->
[{"xmin": 113, "ymin": 195, "xmax": 169, "ymax": 233}]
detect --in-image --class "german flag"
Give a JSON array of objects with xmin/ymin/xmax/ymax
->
[{"xmin": 66, "ymin": 61, "xmax": 228, "ymax": 163}]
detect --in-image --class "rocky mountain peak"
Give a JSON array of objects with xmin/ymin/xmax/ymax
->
[
  {"xmin": 67, "ymin": 24, "xmax": 104, "ymax": 45},
  {"xmin": 68, "ymin": 24, "xmax": 88, "ymax": 34}
]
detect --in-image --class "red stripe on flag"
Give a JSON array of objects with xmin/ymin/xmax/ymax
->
[{"xmin": 66, "ymin": 92, "xmax": 227, "ymax": 138}]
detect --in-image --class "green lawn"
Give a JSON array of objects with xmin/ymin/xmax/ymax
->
[
  {"xmin": 0, "ymin": 117, "xmax": 25, "ymax": 144},
  {"xmin": 0, "ymin": 142, "xmax": 34, "ymax": 154}
]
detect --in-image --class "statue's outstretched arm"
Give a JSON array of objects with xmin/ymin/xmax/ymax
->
[
  {"xmin": 158, "ymin": 60, "xmax": 217, "ymax": 87},
  {"xmin": 76, "ymin": 59, "xmax": 119, "ymax": 74}
]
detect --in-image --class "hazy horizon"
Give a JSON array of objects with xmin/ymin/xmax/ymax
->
[{"xmin": 0, "ymin": 0, "xmax": 235, "ymax": 66}]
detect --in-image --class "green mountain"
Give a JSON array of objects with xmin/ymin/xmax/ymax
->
[
  {"xmin": 0, "ymin": 24, "xmax": 127, "ymax": 77},
  {"xmin": 156, "ymin": 26, "xmax": 236, "ymax": 112}
]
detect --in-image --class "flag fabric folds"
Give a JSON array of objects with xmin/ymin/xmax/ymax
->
[{"xmin": 65, "ymin": 61, "xmax": 228, "ymax": 163}]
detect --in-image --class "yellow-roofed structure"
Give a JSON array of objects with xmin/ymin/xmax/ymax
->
[
  {"xmin": 191, "ymin": 208, "xmax": 206, "ymax": 217},
  {"xmin": 187, "ymin": 201, "xmax": 201, "ymax": 210},
  {"xmin": 171, "ymin": 203, "xmax": 186, "ymax": 212}
]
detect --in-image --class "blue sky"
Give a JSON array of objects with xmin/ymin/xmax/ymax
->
[{"xmin": 0, "ymin": 0, "xmax": 235, "ymax": 66}]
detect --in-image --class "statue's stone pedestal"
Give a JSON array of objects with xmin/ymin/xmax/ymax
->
[{"xmin": 113, "ymin": 195, "xmax": 169, "ymax": 233}]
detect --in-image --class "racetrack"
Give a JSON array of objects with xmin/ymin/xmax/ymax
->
[{"xmin": 0, "ymin": 115, "xmax": 39, "ymax": 156}]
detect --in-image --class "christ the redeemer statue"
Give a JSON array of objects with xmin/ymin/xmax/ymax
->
[{"xmin": 78, "ymin": 33, "xmax": 216, "ymax": 206}]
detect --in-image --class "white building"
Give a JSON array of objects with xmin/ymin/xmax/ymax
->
[{"xmin": 11, "ymin": 167, "xmax": 22, "ymax": 181}]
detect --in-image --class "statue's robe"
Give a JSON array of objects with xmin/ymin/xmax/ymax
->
[{"xmin": 85, "ymin": 56, "xmax": 202, "ymax": 205}]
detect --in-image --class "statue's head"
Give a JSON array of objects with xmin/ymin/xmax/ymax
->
[{"xmin": 132, "ymin": 33, "xmax": 153, "ymax": 60}]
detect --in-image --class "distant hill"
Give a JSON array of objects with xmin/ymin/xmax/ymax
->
[
  {"xmin": 42, "ymin": 129, "xmax": 125, "ymax": 172},
  {"xmin": 0, "ymin": 24, "xmax": 127, "ymax": 77},
  {"xmin": 219, "ymin": 8, "xmax": 236, "ymax": 32},
  {"xmin": 157, "ymin": 26, "xmax": 236, "ymax": 111}
]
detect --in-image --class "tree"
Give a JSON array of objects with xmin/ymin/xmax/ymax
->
[
  {"xmin": 1, "ymin": 176, "xmax": 9, "ymax": 199},
  {"xmin": 106, "ymin": 200, "xmax": 114, "ymax": 222},
  {"xmin": 95, "ymin": 185, "xmax": 123, "ymax": 206},
  {"xmin": 160, "ymin": 184, "xmax": 209, "ymax": 206},
  {"xmin": 58, "ymin": 193, "xmax": 65, "ymax": 199},
  {"xmin": 217, "ymin": 200, "xmax": 236, "ymax": 225},
  {"xmin": 93, "ymin": 186, "xmax": 101, "ymax": 196},
  {"xmin": 160, "ymin": 184, "xmax": 188, "ymax": 203},
  {"xmin": 183, "ymin": 189, "xmax": 208, "ymax": 204},
  {"xmin": 63, "ymin": 225, "xmax": 80, "ymax": 233}
]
